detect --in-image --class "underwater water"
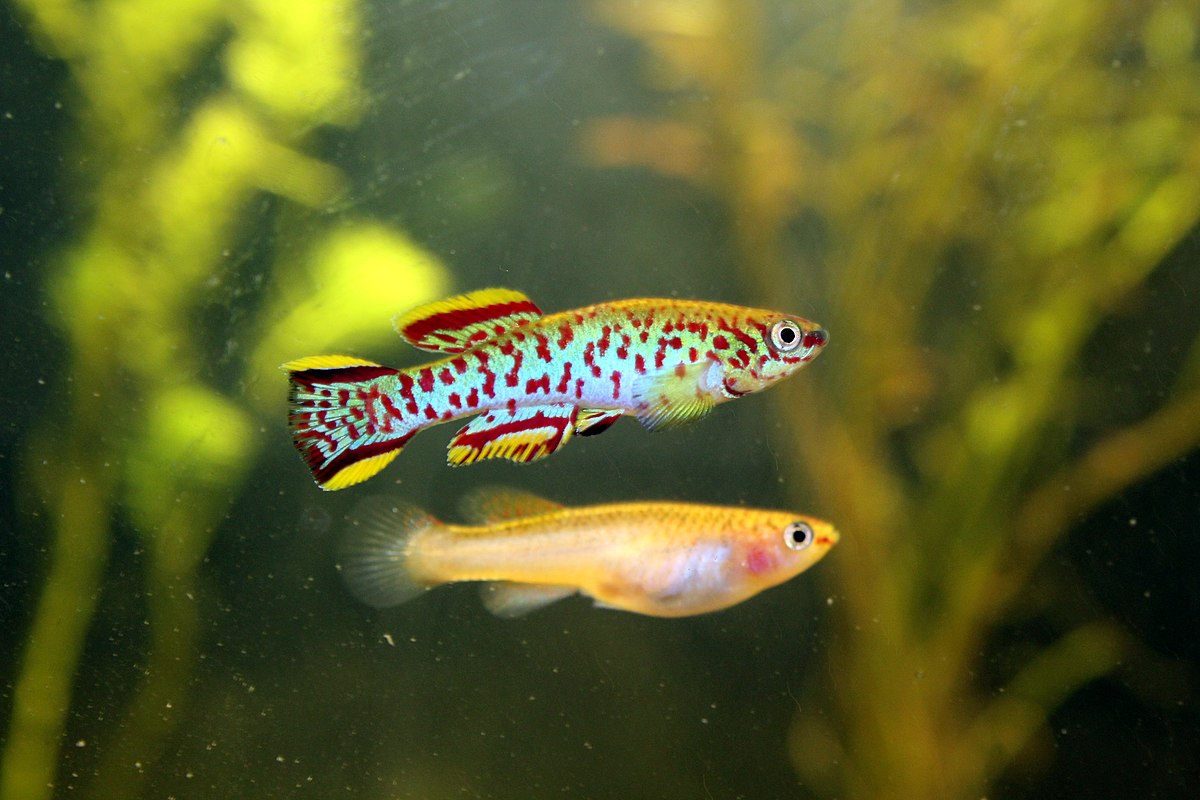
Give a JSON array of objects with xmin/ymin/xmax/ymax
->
[{"xmin": 2, "ymin": 1, "xmax": 1199, "ymax": 799}]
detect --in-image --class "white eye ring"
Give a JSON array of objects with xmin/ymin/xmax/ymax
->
[
  {"xmin": 784, "ymin": 521, "xmax": 813, "ymax": 550},
  {"xmin": 769, "ymin": 320, "xmax": 803, "ymax": 353}
]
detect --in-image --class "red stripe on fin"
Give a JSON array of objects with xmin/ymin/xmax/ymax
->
[
  {"xmin": 392, "ymin": 288, "xmax": 542, "ymax": 353},
  {"xmin": 446, "ymin": 404, "xmax": 575, "ymax": 466},
  {"xmin": 284, "ymin": 355, "xmax": 414, "ymax": 490},
  {"xmin": 458, "ymin": 487, "xmax": 564, "ymax": 524}
]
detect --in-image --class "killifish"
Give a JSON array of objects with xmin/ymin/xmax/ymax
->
[
  {"xmin": 286, "ymin": 288, "xmax": 827, "ymax": 490},
  {"xmin": 339, "ymin": 488, "xmax": 839, "ymax": 617}
]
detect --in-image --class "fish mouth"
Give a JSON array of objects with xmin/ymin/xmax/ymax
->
[
  {"xmin": 802, "ymin": 329, "xmax": 828, "ymax": 351},
  {"xmin": 722, "ymin": 377, "xmax": 750, "ymax": 398}
]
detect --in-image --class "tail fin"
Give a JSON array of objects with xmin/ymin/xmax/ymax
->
[
  {"xmin": 339, "ymin": 498, "xmax": 438, "ymax": 607},
  {"xmin": 284, "ymin": 355, "xmax": 415, "ymax": 491}
]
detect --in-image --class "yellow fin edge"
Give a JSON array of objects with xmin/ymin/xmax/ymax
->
[
  {"xmin": 320, "ymin": 450, "xmax": 401, "ymax": 491},
  {"xmin": 282, "ymin": 354, "xmax": 383, "ymax": 372}
]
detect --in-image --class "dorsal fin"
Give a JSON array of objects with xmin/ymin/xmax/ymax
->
[
  {"xmin": 392, "ymin": 288, "xmax": 542, "ymax": 353},
  {"xmin": 459, "ymin": 486, "xmax": 564, "ymax": 524}
]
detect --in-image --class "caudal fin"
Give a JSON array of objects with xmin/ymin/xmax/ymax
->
[
  {"xmin": 284, "ymin": 355, "xmax": 415, "ymax": 491},
  {"xmin": 339, "ymin": 498, "xmax": 438, "ymax": 607}
]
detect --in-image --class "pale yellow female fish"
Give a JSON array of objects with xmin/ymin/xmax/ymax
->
[{"xmin": 339, "ymin": 488, "xmax": 839, "ymax": 618}]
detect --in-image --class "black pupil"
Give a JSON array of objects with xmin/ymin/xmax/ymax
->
[
  {"xmin": 791, "ymin": 526, "xmax": 807, "ymax": 543},
  {"xmin": 779, "ymin": 326, "xmax": 796, "ymax": 343}
]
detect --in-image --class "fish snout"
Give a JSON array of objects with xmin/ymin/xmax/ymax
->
[{"xmin": 803, "ymin": 328, "xmax": 828, "ymax": 351}]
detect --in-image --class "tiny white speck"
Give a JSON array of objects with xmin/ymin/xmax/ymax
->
[{"xmin": 75, "ymin": 740, "xmax": 86, "ymax": 748}]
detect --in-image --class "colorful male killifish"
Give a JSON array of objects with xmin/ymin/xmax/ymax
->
[
  {"xmin": 339, "ymin": 488, "xmax": 839, "ymax": 617},
  {"xmin": 285, "ymin": 288, "xmax": 828, "ymax": 490}
]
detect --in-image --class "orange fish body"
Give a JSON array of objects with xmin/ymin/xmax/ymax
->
[
  {"xmin": 339, "ymin": 489, "xmax": 839, "ymax": 618},
  {"xmin": 286, "ymin": 289, "xmax": 828, "ymax": 490}
]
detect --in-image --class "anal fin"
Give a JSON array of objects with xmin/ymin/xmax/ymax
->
[
  {"xmin": 447, "ymin": 404, "xmax": 576, "ymax": 466},
  {"xmin": 480, "ymin": 582, "xmax": 575, "ymax": 617}
]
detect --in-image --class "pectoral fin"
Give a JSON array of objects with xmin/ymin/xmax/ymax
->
[
  {"xmin": 574, "ymin": 408, "xmax": 623, "ymax": 436},
  {"xmin": 392, "ymin": 288, "xmax": 542, "ymax": 353},
  {"xmin": 480, "ymin": 582, "xmax": 576, "ymax": 617},
  {"xmin": 632, "ymin": 361, "xmax": 716, "ymax": 431},
  {"xmin": 447, "ymin": 404, "xmax": 576, "ymax": 466}
]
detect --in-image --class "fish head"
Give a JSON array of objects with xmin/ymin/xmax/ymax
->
[
  {"xmin": 734, "ymin": 510, "xmax": 839, "ymax": 594},
  {"xmin": 716, "ymin": 313, "xmax": 827, "ymax": 398}
]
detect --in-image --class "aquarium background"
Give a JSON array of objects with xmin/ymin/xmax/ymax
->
[{"xmin": 2, "ymin": 1, "xmax": 1199, "ymax": 799}]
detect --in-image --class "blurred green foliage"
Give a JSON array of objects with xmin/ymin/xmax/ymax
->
[
  {"xmin": 584, "ymin": 0, "xmax": 1200, "ymax": 797},
  {"xmin": 2, "ymin": 2, "xmax": 446, "ymax": 799}
]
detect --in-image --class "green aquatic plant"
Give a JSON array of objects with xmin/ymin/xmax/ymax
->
[
  {"xmin": 585, "ymin": 0, "xmax": 1200, "ymax": 798},
  {"xmin": 2, "ymin": 3, "xmax": 448, "ymax": 799}
]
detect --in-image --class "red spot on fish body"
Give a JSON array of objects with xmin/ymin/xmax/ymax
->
[
  {"xmin": 499, "ymin": 340, "xmax": 516, "ymax": 356},
  {"xmin": 557, "ymin": 323, "xmax": 574, "ymax": 349},
  {"xmin": 418, "ymin": 369, "xmax": 435, "ymax": 393},
  {"xmin": 745, "ymin": 546, "xmax": 776, "ymax": 575},
  {"xmin": 722, "ymin": 322, "xmax": 758, "ymax": 351},
  {"xmin": 535, "ymin": 334, "xmax": 552, "ymax": 362},
  {"xmin": 688, "ymin": 346, "xmax": 698, "ymax": 361},
  {"xmin": 611, "ymin": 370, "xmax": 621, "ymax": 400},
  {"xmin": 506, "ymin": 398, "xmax": 517, "ymax": 414},
  {"xmin": 525, "ymin": 375, "xmax": 550, "ymax": 395},
  {"xmin": 598, "ymin": 325, "xmax": 612, "ymax": 356},
  {"xmin": 438, "ymin": 368, "xmax": 453, "ymax": 385},
  {"xmin": 634, "ymin": 354, "xmax": 646, "ymax": 374},
  {"xmin": 423, "ymin": 405, "xmax": 437, "ymax": 420},
  {"xmin": 574, "ymin": 378, "xmax": 584, "ymax": 399},
  {"xmin": 482, "ymin": 371, "xmax": 496, "ymax": 398},
  {"xmin": 506, "ymin": 350, "xmax": 524, "ymax": 387},
  {"xmin": 556, "ymin": 362, "xmax": 573, "ymax": 393},
  {"xmin": 466, "ymin": 387, "xmax": 480, "ymax": 407},
  {"xmin": 686, "ymin": 321, "xmax": 708, "ymax": 340},
  {"xmin": 639, "ymin": 329, "xmax": 650, "ymax": 343},
  {"xmin": 451, "ymin": 357, "xmax": 468, "ymax": 374},
  {"xmin": 712, "ymin": 335, "xmax": 729, "ymax": 350},
  {"xmin": 449, "ymin": 392, "xmax": 462, "ymax": 409},
  {"xmin": 380, "ymin": 394, "xmax": 404, "ymax": 424}
]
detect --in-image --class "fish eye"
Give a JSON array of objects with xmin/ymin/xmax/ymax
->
[
  {"xmin": 768, "ymin": 320, "xmax": 803, "ymax": 353},
  {"xmin": 784, "ymin": 521, "xmax": 813, "ymax": 550}
]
